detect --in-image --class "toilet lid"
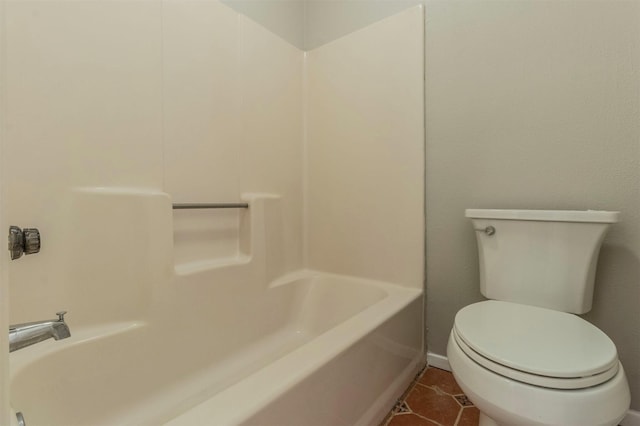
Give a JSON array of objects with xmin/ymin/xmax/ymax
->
[{"xmin": 454, "ymin": 301, "xmax": 619, "ymax": 383}]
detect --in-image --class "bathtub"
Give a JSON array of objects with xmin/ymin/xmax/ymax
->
[{"xmin": 9, "ymin": 270, "xmax": 423, "ymax": 426}]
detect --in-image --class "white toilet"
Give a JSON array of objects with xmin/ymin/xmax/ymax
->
[{"xmin": 447, "ymin": 209, "xmax": 631, "ymax": 426}]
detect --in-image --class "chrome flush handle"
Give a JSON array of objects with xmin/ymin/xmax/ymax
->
[{"xmin": 475, "ymin": 226, "xmax": 496, "ymax": 236}]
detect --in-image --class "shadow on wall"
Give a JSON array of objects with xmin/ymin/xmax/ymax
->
[
  {"xmin": 585, "ymin": 243, "xmax": 640, "ymax": 403},
  {"xmin": 222, "ymin": 0, "xmax": 424, "ymax": 51}
]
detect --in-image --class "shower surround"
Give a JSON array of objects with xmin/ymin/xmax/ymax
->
[{"xmin": 1, "ymin": 2, "xmax": 424, "ymax": 424}]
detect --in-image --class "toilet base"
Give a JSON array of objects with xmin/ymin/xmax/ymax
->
[{"xmin": 447, "ymin": 331, "xmax": 630, "ymax": 426}]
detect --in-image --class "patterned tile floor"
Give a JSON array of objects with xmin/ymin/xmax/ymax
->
[{"xmin": 381, "ymin": 366, "xmax": 479, "ymax": 426}]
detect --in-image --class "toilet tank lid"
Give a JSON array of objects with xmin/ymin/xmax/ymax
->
[{"xmin": 465, "ymin": 209, "xmax": 619, "ymax": 223}]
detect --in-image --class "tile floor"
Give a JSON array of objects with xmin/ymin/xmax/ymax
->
[{"xmin": 381, "ymin": 366, "xmax": 479, "ymax": 426}]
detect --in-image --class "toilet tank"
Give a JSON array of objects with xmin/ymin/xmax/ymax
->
[{"xmin": 466, "ymin": 209, "xmax": 619, "ymax": 314}]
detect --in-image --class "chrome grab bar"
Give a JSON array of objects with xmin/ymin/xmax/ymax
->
[
  {"xmin": 474, "ymin": 226, "xmax": 496, "ymax": 236},
  {"xmin": 172, "ymin": 203, "xmax": 248, "ymax": 210}
]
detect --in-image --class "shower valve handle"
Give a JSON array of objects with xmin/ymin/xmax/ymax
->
[{"xmin": 8, "ymin": 226, "xmax": 41, "ymax": 260}]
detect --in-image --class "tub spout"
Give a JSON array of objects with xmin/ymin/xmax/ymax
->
[{"xmin": 9, "ymin": 311, "xmax": 70, "ymax": 353}]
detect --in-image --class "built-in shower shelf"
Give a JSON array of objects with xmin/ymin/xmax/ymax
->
[{"xmin": 174, "ymin": 255, "xmax": 251, "ymax": 276}]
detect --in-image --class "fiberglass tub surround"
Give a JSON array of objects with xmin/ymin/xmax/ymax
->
[
  {"xmin": 9, "ymin": 191, "xmax": 423, "ymax": 426},
  {"xmin": 4, "ymin": 2, "xmax": 425, "ymax": 424}
]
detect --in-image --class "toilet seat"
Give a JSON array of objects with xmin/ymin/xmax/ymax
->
[{"xmin": 453, "ymin": 300, "xmax": 619, "ymax": 390}]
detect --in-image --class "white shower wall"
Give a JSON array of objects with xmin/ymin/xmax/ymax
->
[
  {"xmin": 306, "ymin": 7, "xmax": 425, "ymax": 288},
  {"xmin": 163, "ymin": 2, "xmax": 304, "ymax": 271},
  {"xmin": 1, "ymin": 2, "xmax": 425, "ymax": 423},
  {"xmin": 3, "ymin": 0, "xmax": 305, "ymax": 327}
]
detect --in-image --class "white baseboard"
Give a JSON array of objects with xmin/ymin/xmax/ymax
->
[
  {"xmin": 426, "ymin": 351, "xmax": 451, "ymax": 371},
  {"xmin": 621, "ymin": 409, "xmax": 640, "ymax": 426},
  {"xmin": 426, "ymin": 352, "xmax": 638, "ymax": 426}
]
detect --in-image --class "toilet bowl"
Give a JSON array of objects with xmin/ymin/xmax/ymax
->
[
  {"xmin": 447, "ymin": 301, "xmax": 630, "ymax": 426},
  {"xmin": 448, "ymin": 209, "xmax": 631, "ymax": 426}
]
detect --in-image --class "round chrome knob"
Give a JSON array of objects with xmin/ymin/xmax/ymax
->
[
  {"xmin": 23, "ymin": 228, "xmax": 40, "ymax": 255},
  {"xmin": 8, "ymin": 226, "xmax": 24, "ymax": 260},
  {"xmin": 7, "ymin": 226, "xmax": 41, "ymax": 260}
]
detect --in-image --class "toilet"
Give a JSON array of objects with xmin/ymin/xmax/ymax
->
[{"xmin": 447, "ymin": 209, "xmax": 631, "ymax": 426}]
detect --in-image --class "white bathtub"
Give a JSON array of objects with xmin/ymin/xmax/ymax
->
[{"xmin": 9, "ymin": 271, "xmax": 423, "ymax": 426}]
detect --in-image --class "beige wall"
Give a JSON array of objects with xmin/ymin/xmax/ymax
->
[
  {"xmin": 304, "ymin": 0, "xmax": 422, "ymax": 50},
  {"xmin": 306, "ymin": 7, "xmax": 425, "ymax": 289},
  {"xmin": 222, "ymin": 0, "xmax": 423, "ymax": 50},
  {"xmin": 222, "ymin": 0, "xmax": 306, "ymax": 49},
  {"xmin": 424, "ymin": 0, "xmax": 640, "ymax": 410}
]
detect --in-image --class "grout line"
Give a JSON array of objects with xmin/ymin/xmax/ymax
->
[
  {"xmin": 411, "ymin": 410, "xmax": 445, "ymax": 426},
  {"xmin": 453, "ymin": 406, "xmax": 463, "ymax": 426},
  {"xmin": 404, "ymin": 400, "xmax": 413, "ymax": 412},
  {"xmin": 384, "ymin": 365, "xmax": 475, "ymax": 426},
  {"xmin": 453, "ymin": 394, "xmax": 475, "ymax": 408}
]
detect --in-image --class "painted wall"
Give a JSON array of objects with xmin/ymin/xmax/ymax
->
[
  {"xmin": 222, "ymin": 0, "xmax": 422, "ymax": 50},
  {"xmin": 222, "ymin": 0, "xmax": 305, "ymax": 49},
  {"xmin": 424, "ymin": 0, "xmax": 640, "ymax": 410},
  {"xmin": 304, "ymin": 0, "xmax": 421, "ymax": 50},
  {"xmin": 306, "ymin": 7, "xmax": 425, "ymax": 289}
]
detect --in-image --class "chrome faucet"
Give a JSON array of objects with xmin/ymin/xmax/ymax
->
[{"xmin": 9, "ymin": 311, "xmax": 70, "ymax": 352}]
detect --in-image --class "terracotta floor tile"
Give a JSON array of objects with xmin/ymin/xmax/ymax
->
[
  {"xmin": 457, "ymin": 406, "xmax": 480, "ymax": 426},
  {"xmin": 387, "ymin": 413, "xmax": 439, "ymax": 426},
  {"xmin": 418, "ymin": 367, "xmax": 464, "ymax": 395},
  {"xmin": 405, "ymin": 384, "xmax": 461, "ymax": 426}
]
